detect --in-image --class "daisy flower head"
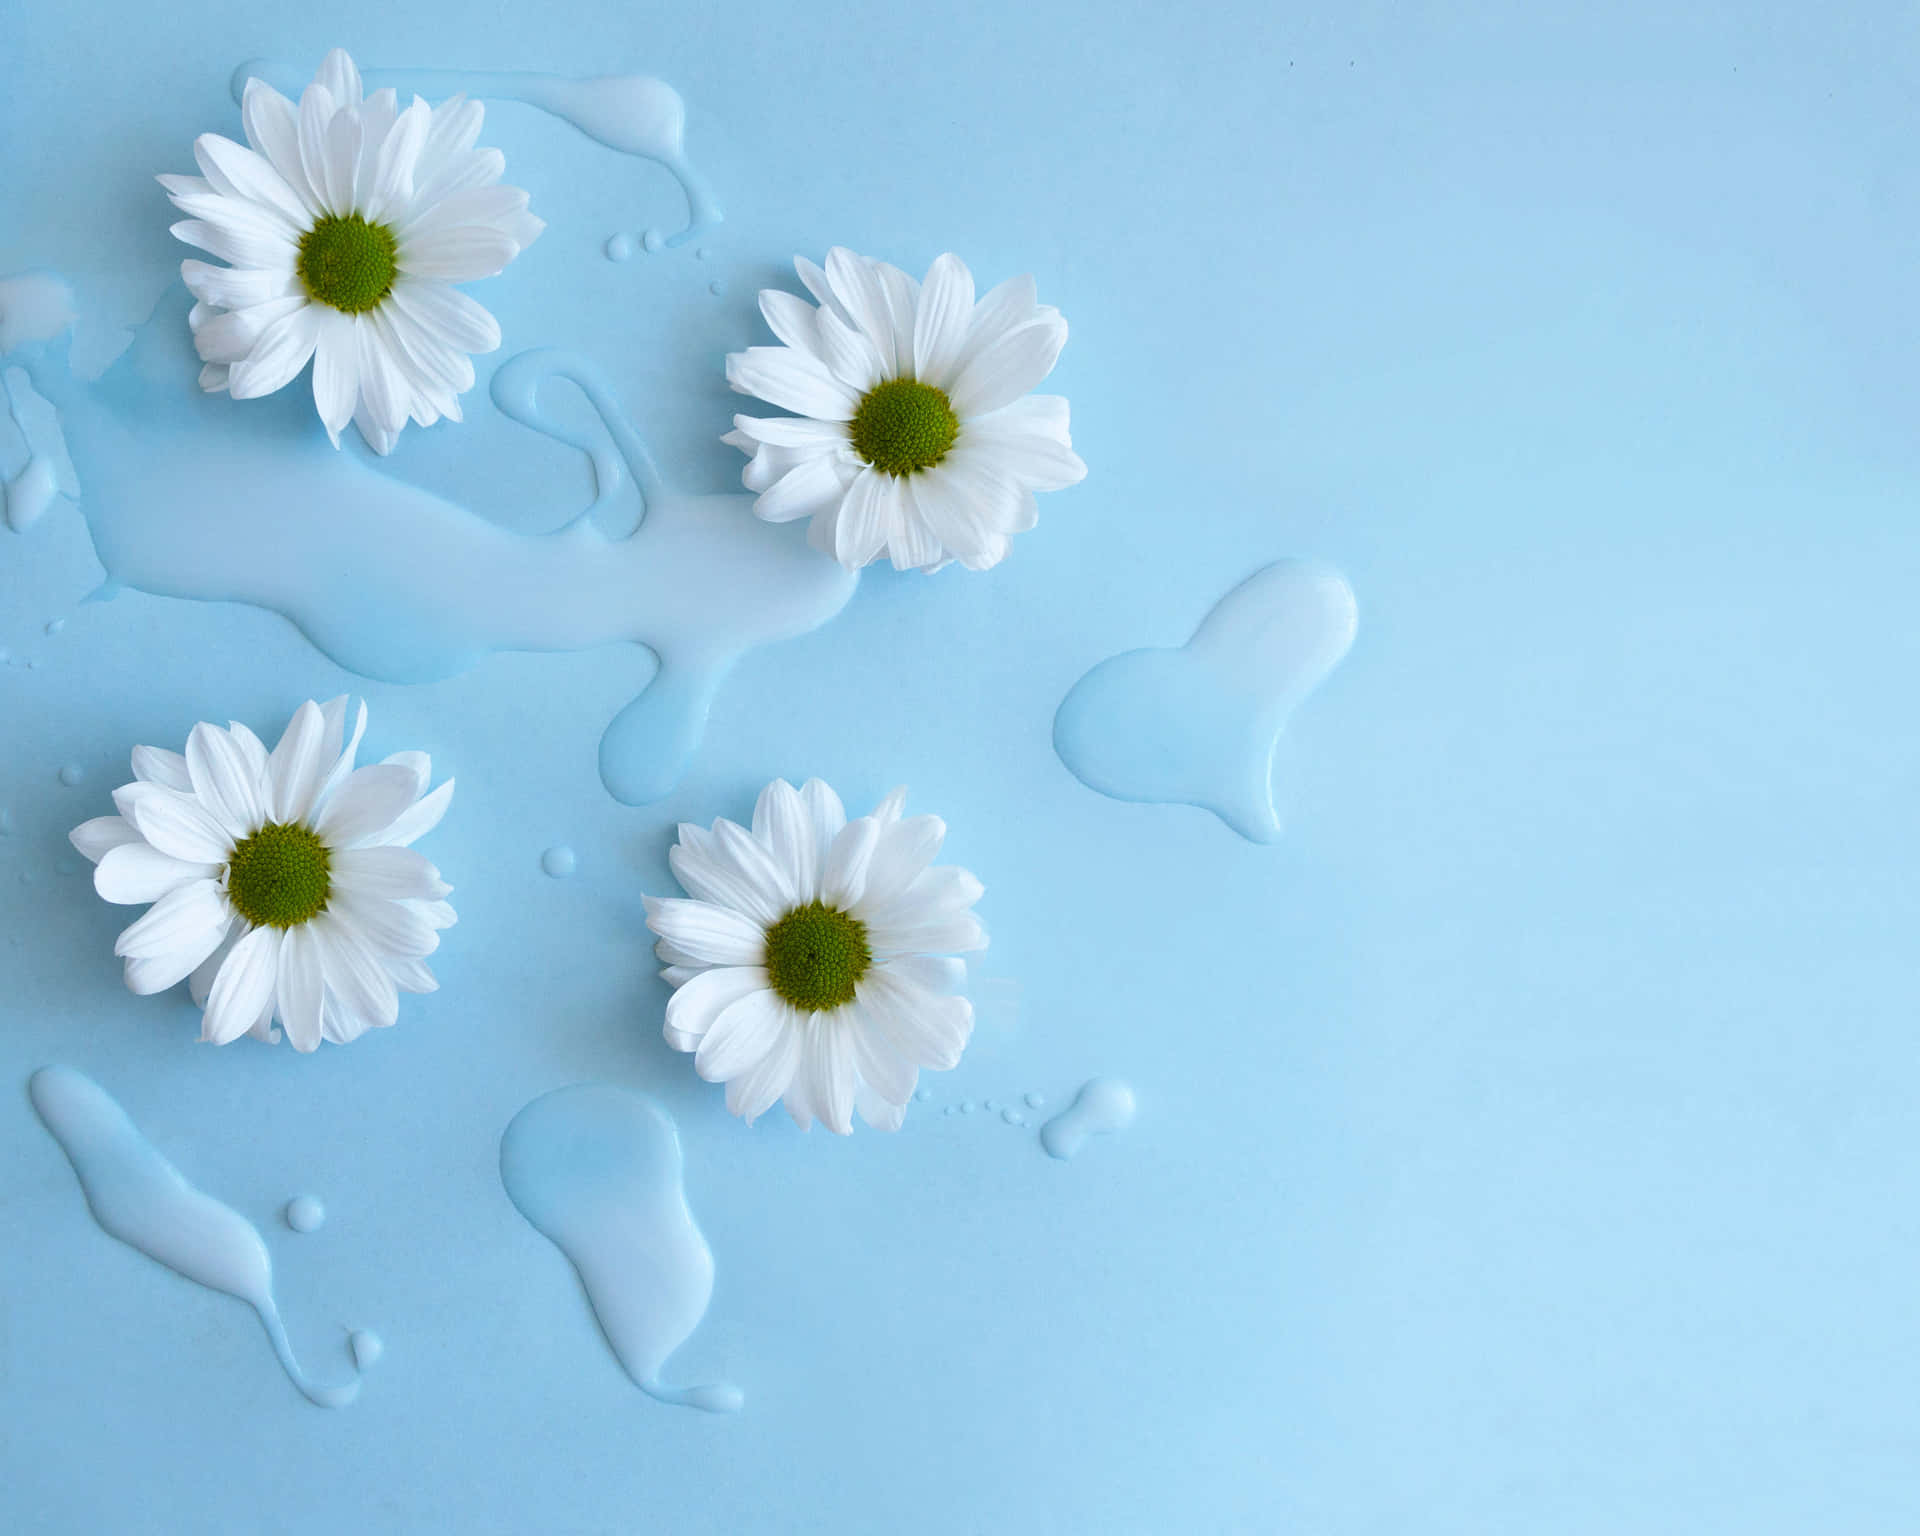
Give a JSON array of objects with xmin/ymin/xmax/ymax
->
[
  {"xmin": 723, "ymin": 248, "xmax": 1086, "ymax": 573},
  {"xmin": 69, "ymin": 698, "xmax": 456, "ymax": 1051},
  {"xmin": 645, "ymin": 779, "xmax": 988, "ymax": 1134},
  {"xmin": 160, "ymin": 48, "xmax": 544, "ymax": 454}
]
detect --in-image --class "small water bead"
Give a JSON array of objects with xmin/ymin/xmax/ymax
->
[
  {"xmin": 959, "ymin": 1101, "xmax": 975, "ymax": 1115},
  {"xmin": 708, "ymin": 280, "xmax": 726, "ymax": 297},
  {"xmin": 57, "ymin": 763, "xmax": 83, "ymax": 787},
  {"xmin": 44, "ymin": 618, "xmax": 64, "ymax": 635},
  {"xmin": 1002, "ymin": 1108, "xmax": 1026, "ymax": 1126},
  {"xmin": 914, "ymin": 1088, "xmax": 931, "ymax": 1102},
  {"xmin": 983, "ymin": 1099, "xmax": 999, "ymax": 1112},
  {"xmin": 1024, "ymin": 1091, "xmax": 1046, "ymax": 1109},
  {"xmin": 604, "ymin": 233, "xmax": 636, "ymax": 263},
  {"xmin": 540, "ymin": 845, "xmax": 578, "ymax": 878},
  {"xmin": 943, "ymin": 1106, "xmax": 956, "ymax": 1117},
  {"xmin": 695, "ymin": 247, "xmax": 710, "ymax": 261},
  {"xmin": 348, "ymin": 1330, "xmax": 383, "ymax": 1369},
  {"xmin": 284, "ymin": 1195, "xmax": 325, "ymax": 1233},
  {"xmin": 1040, "ymin": 1078, "xmax": 1138, "ymax": 1162},
  {"xmin": 642, "ymin": 229, "xmax": 666, "ymax": 254}
]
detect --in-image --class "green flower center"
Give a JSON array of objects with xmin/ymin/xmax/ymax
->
[
  {"xmin": 226, "ymin": 822, "xmax": 332, "ymax": 930},
  {"xmin": 296, "ymin": 213, "xmax": 399, "ymax": 315},
  {"xmin": 848, "ymin": 378, "xmax": 960, "ymax": 477},
  {"xmin": 763, "ymin": 901, "xmax": 872, "ymax": 1013}
]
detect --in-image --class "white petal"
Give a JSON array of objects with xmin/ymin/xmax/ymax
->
[
  {"xmin": 313, "ymin": 913, "xmax": 400, "ymax": 1033},
  {"xmin": 240, "ymin": 78, "xmax": 318, "ymax": 213},
  {"xmin": 664, "ymin": 965, "xmax": 770, "ymax": 1053},
  {"xmin": 181, "ymin": 260, "xmax": 299, "ymax": 313},
  {"xmin": 910, "ymin": 459, "xmax": 1016, "ymax": 572},
  {"xmin": 331, "ymin": 891, "xmax": 438, "ymax": 959},
  {"xmin": 819, "ymin": 816, "xmax": 881, "ymax": 908},
  {"xmin": 388, "ymin": 278, "xmax": 501, "ymax": 356},
  {"xmin": 313, "ymin": 763, "xmax": 421, "ymax": 847},
  {"xmin": 883, "ymin": 953, "xmax": 969, "ymax": 995},
  {"xmin": 752, "ymin": 780, "xmax": 818, "ymax": 899},
  {"xmin": 268, "ymin": 700, "xmax": 328, "ymax": 822},
  {"xmin": 130, "ymin": 746, "xmax": 194, "ymax": 791},
  {"xmin": 94, "ymin": 843, "xmax": 217, "ymax": 905},
  {"xmin": 361, "ymin": 96, "xmax": 432, "ymax": 224},
  {"xmin": 228, "ymin": 303, "xmax": 322, "ymax": 400},
  {"xmin": 310, "ymin": 309, "xmax": 361, "ymax": 444},
  {"xmin": 800, "ymin": 779, "xmax": 846, "ymax": 872},
  {"xmin": 669, "ymin": 825, "xmax": 786, "ymax": 928},
  {"xmin": 911, "ymin": 252, "xmax": 975, "ymax": 389},
  {"xmin": 353, "ymin": 311, "xmax": 409, "ymax": 437},
  {"xmin": 368, "ymin": 777, "xmax": 453, "ymax": 848},
  {"xmin": 190, "ymin": 296, "xmax": 308, "ymax": 367},
  {"xmin": 832, "ymin": 469, "xmax": 895, "ymax": 570},
  {"xmin": 644, "ymin": 896, "xmax": 767, "ymax": 966},
  {"xmin": 949, "ymin": 316, "xmax": 1068, "ymax": 420},
  {"xmin": 70, "ymin": 815, "xmax": 140, "ymax": 864},
  {"xmin": 167, "ymin": 216, "xmax": 297, "ymax": 273},
  {"xmin": 726, "ymin": 347, "xmax": 859, "ymax": 421},
  {"xmin": 184, "ymin": 722, "xmax": 267, "ymax": 837},
  {"xmin": 193, "ymin": 132, "xmax": 311, "ymax": 233},
  {"xmin": 812, "ymin": 306, "xmax": 883, "ymax": 393},
  {"xmin": 729, "ymin": 413, "xmax": 852, "ymax": 451},
  {"xmin": 273, "ymin": 923, "xmax": 325, "ymax": 1050},
  {"xmin": 727, "ymin": 1020, "xmax": 802, "ymax": 1125},
  {"xmin": 793, "ymin": 254, "xmax": 856, "ymax": 331},
  {"xmin": 695, "ymin": 989, "xmax": 788, "ymax": 1084},
  {"xmin": 857, "ymin": 964, "xmax": 973, "ymax": 1070},
  {"xmin": 848, "ymin": 1002, "xmax": 917, "ymax": 1105},
  {"xmin": 823, "ymin": 247, "xmax": 900, "ymax": 375},
  {"xmin": 330, "ymin": 845, "xmax": 446, "ymax": 902},
  {"xmin": 856, "ymin": 1078, "xmax": 908, "ymax": 1132},
  {"xmin": 315, "ymin": 49, "xmax": 364, "ymax": 110},
  {"xmin": 885, "ymin": 476, "xmax": 946, "ymax": 571},
  {"xmin": 757, "ymin": 287, "xmax": 822, "ymax": 356},
  {"xmin": 856, "ymin": 815, "xmax": 945, "ymax": 912},
  {"xmin": 955, "ymin": 409, "xmax": 1086, "ymax": 491},
  {"xmin": 806, "ymin": 1014, "xmax": 857, "ymax": 1135},
  {"xmin": 395, "ymin": 222, "xmax": 518, "ymax": 282},
  {"xmin": 954, "ymin": 273, "xmax": 1040, "ymax": 378},
  {"xmin": 189, "ymin": 917, "xmax": 244, "ymax": 1007},
  {"xmin": 128, "ymin": 791, "xmax": 233, "ymax": 865},
  {"xmin": 113, "ymin": 881, "xmax": 229, "ymax": 988},
  {"xmin": 314, "ymin": 697, "xmax": 367, "ymax": 803},
  {"xmin": 203, "ymin": 925, "xmax": 282, "ymax": 1046},
  {"xmin": 385, "ymin": 955, "xmax": 440, "ymax": 994}
]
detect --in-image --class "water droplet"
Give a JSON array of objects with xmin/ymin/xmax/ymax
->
[
  {"xmin": 284, "ymin": 1195, "xmax": 325, "ymax": 1233},
  {"xmin": 348, "ymin": 1329, "xmax": 383, "ymax": 1369},
  {"xmin": 1040, "ymin": 1078, "xmax": 1138, "ymax": 1162},
  {"xmin": 604, "ymin": 233, "xmax": 636, "ymax": 263},
  {"xmin": 709, "ymin": 280, "xmax": 726, "ymax": 296},
  {"xmin": 541, "ymin": 844, "xmax": 578, "ymax": 878},
  {"xmin": 44, "ymin": 618, "xmax": 64, "ymax": 635},
  {"xmin": 28, "ymin": 657, "xmax": 41, "ymax": 669},
  {"xmin": 695, "ymin": 247, "xmax": 710, "ymax": 261},
  {"xmin": 0, "ymin": 808, "xmax": 12, "ymax": 836},
  {"xmin": 57, "ymin": 763, "xmax": 83, "ymax": 787},
  {"xmin": 913, "ymin": 1087, "xmax": 931, "ymax": 1102},
  {"xmin": 959, "ymin": 1101, "xmax": 975, "ymax": 1115},
  {"xmin": 983, "ymin": 1098, "xmax": 999, "ymax": 1112},
  {"xmin": 642, "ymin": 228, "xmax": 666, "ymax": 253},
  {"xmin": 943, "ymin": 1105, "xmax": 956, "ymax": 1116},
  {"xmin": 1002, "ymin": 1108, "xmax": 1026, "ymax": 1126},
  {"xmin": 0, "ymin": 647, "xmax": 10, "ymax": 665},
  {"xmin": 1024, "ymin": 1091, "xmax": 1046, "ymax": 1109}
]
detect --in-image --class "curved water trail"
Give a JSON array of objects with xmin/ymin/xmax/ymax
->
[
  {"xmin": 1054, "ymin": 560, "xmax": 1358, "ymax": 842},
  {"xmin": 0, "ymin": 279, "xmax": 857, "ymax": 805},
  {"xmin": 28, "ymin": 1065, "xmax": 363, "ymax": 1408},
  {"xmin": 230, "ymin": 59, "xmax": 721, "ymax": 248},
  {"xmin": 500, "ymin": 1084, "xmax": 742, "ymax": 1414}
]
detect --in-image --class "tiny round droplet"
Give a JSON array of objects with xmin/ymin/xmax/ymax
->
[
  {"xmin": 695, "ymin": 246, "xmax": 710, "ymax": 260},
  {"xmin": 1025, "ymin": 1091, "xmax": 1046, "ymax": 1109},
  {"xmin": 709, "ymin": 280, "xmax": 726, "ymax": 296},
  {"xmin": 28, "ymin": 657, "xmax": 41, "ymax": 669},
  {"xmin": 57, "ymin": 764, "xmax": 83, "ymax": 787},
  {"xmin": 541, "ymin": 845, "xmax": 578, "ymax": 878},
  {"xmin": 0, "ymin": 648, "xmax": 11, "ymax": 665},
  {"xmin": 959, "ymin": 1101, "xmax": 975, "ymax": 1115},
  {"xmin": 285, "ymin": 1195, "xmax": 325, "ymax": 1233},
  {"xmin": 943, "ymin": 1105, "xmax": 956, "ymax": 1116},
  {"xmin": 642, "ymin": 228, "xmax": 666, "ymax": 253},
  {"xmin": 1002, "ymin": 1108, "xmax": 1027, "ymax": 1126},
  {"xmin": 44, "ymin": 619, "xmax": 64, "ymax": 636},
  {"xmin": 914, "ymin": 1087, "xmax": 931, "ymax": 1102},
  {"xmin": 349, "ymin": 1329, "xmax": 383, "ymax": 1369},
  {"xmin": 983, "ymin": 1098, "xmax": 999, "ymax": 1112},
  {"xmin": 605, "ymin": 233, "xmax": 636, "ymax": 262}
]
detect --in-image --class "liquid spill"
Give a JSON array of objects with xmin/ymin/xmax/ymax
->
[
  {"xmin": 349, "ymin": 1330, "xmax": 383, "ymax": 1369},
  {"xmin": 1, "ymin": 277, "xmax": 77, "ymax": 532},
  {"xmin": 284, "ymin": 1195, "xmax": 325, "ymax": 1233},
  {"xmin": 1053, "ymin": 560, "xmax": 1358, "ymax": 843},
  {"xmin": 541, "ymin": 844, "xmax": 578, "ymax": 878},
  {"xmin": 28, "ymin": 1066, "xmax": 364, "ymax": 1408},
  {"xmin": 0, "ymin": 280, "xmax": 857, "ymax": 806},
  {"xmin": 232, "ymin": 60, "xmax": 721, "ymax": 249},
  {"xmin": 1040, "ymin": 1078, "xmax": 1137, "ymax": 1162},
  {"xmin": 605, "ymin": 234, "xmax": 636, "ymax": 263},
  {"xmin": 57, "ymin": 764, "xmax": 83, "ymax": 787},
  {"xmin": 500, "ymin": 1083, "xmax": 741, "ymax": 1414}
]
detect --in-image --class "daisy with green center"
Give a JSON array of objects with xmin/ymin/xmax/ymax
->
[
  {"xmin": 645, "ymin": 779, "xmax": 987, "ymax": 1134},
  {"xmin": 160, "ymin": 48, "xmax": 543, "ymax": 454},
  {"xmin": 69, "ymin": 698, "xmax": 456, "ymax": 1051},
  {"xmin": 723, "ymin": 247, "xmax": 1086, "ymax": 573}
]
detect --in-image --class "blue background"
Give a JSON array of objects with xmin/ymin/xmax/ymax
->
[{"xmin": 5, "ymin": 3, "xmax": 1918, "ymax": 1531}]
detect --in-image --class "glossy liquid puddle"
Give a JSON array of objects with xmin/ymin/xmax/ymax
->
[
  {"xmin": 1040, "ymin": 1078, "xmax": 1137, "ymax": 1161},
  {"xmin": 28, "ymin": 1066, "xmax": 367, "ymax": 1408},
  {"xmin": 0, "ymin": 279, "xmax": 856, "ymax": 806},
  {"xmin": 230, "ymin": 60, "xmax": 721, "ymax": 250},
  {"xmin": 500, "ymin": 1084, "xmax": 742, "ymax": 1414},
  {"xmin": 1054, "ymin": 560, "xmax": 1358, "ymax": 842}
]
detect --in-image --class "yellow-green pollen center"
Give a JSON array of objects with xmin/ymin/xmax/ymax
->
[
  {"xmin": 226, "ymin": 822, "xmax": 332, "ymax": 930},
  {"xmin": 296, "ymin": 213, "xmax": 399, "ymax": 315},
  {"xmin": 764, "ymin": 901, "xmax": 872, "ymax": 1012},
  {"xmin": 848, "ymin": 378, "xmax": 960, "ymax": 477}
]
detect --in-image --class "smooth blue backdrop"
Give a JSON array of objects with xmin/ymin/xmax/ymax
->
[{"xmin": 4, "ymin": 3, "xmax": 1917, "ymax": 1531}]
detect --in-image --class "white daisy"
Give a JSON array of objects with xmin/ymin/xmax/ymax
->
[
  {"xmin": 68, "ymin": 697, "xmax": 456, "ymax": 1052},
  {"xmin": 645, "ymin": 779, "xmax": 987, "ymax": 1134},
  {"xmin": 723, "ymin": 248, "xmax": 1087, "ymax": 573},
  {"xmin": 160, "ymin": 48, "xmax": 544, "ymax": 454}
]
